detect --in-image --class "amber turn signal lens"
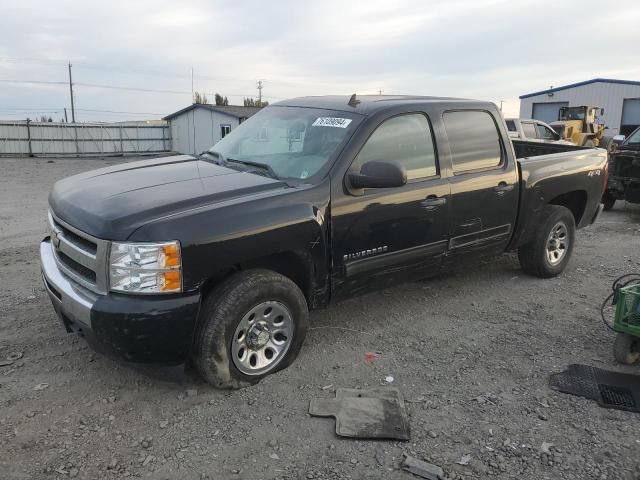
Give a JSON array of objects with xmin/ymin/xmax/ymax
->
[
  {"xmin": 162, "ymin": 244, "xmax": 180, "ymax": 267},
  {"xmin": 161, "ymin": 271, "xmax": 181, "ymax": 291}
]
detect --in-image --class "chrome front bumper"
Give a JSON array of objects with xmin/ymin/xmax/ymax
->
[{"xmin": 40, "ymin": 239, "xmax": 98, "ymax": 328}]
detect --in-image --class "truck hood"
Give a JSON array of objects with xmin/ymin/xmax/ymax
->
[{"xmin": 49, "ymin": 155, "xmax": 289, "ymax": 240}]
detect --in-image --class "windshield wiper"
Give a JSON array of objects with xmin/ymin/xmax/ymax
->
[
  {"xmin": 202, "ymin": 150, "xmax": 228, "ymax": 166},
  {"xmin": 226, "ymin": 158, "xmax": 279, "ymax": 180}
]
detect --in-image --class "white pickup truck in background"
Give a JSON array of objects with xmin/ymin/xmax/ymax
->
[{"xmin": 505, "ymin": 118, "xmax": 574, "ymax": 145}]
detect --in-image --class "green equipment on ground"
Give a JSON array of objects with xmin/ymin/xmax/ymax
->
[{"xmin": 601, "ymin": 274, "xmax": 640, "ymax": 364}]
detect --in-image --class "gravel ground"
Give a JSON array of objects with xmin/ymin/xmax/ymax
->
[{"xmin": 1, "ymin": 155, "xmax": 640, "ymax": 480}]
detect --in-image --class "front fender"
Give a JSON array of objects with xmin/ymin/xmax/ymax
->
[{"xmin": 129, "ymin": 182, "xmax": 331, "ymax": 299}]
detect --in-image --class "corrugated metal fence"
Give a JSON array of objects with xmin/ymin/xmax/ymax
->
[{"xmin": 0, "ymin": 121, "xmax": 171, "ymax": 156}]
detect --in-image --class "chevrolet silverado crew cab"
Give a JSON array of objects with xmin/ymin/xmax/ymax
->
[{"xmin": 41, "ymin": 95, "xmax": 607, "ymax": 388}]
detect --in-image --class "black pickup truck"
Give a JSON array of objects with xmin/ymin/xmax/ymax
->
[{"xmin": 41, "ymin": 95, "xmax": 607, "ymax": 388}]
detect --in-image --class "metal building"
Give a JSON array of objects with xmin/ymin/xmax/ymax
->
[
  {"xmin": 164, "ymin": 104, "xmax": 261, "ymax": 155},
  {"xmin": 519, "ymin": 78, "xmax": 640, "ymax": 137}
]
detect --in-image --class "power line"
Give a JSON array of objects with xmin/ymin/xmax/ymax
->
[{"xmin": 0, "ymin": 78, "xmax": 281, "ymax": 98}]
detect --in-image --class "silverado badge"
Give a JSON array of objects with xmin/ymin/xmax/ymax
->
[{"xmin": 343, "ymin": 246, "xmax": 388, "ymax": 262}]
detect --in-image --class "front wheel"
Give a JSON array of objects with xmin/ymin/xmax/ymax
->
[
  {"xmin": 518, "ymin": 205, "xmax": 576, "ymax": 278},
  {"xmin": 192, "ymin": 269, "xmax": 308, "ymax": 389}
]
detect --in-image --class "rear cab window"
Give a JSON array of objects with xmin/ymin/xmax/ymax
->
[
  {"xmin": 442, "ymin": 110, "xmax": 503, "ymax": 174},
  {"xmin": 505, "ymin": 120, "xmax": 517, "ymax": 132},
  {"xmin": 353, "ymin": 113, "xmax": 438, "ymax": 181}
]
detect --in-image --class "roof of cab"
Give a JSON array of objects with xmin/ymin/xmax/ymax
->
[{"xmin": 274, "ymin": 95, "xmax": 490, "ymax": 115}]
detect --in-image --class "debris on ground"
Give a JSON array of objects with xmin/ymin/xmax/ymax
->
[
  {"xmin": 540, "ymin": 442, "xmax": 554, "ymax": 455},
  {"xmin": 33, "ymin": 383, "xmax": 49, "ymax": 391},
  {"xmin": 7, "ymin": 352, "xmax": 23, "ymax": 361},
  {"xmin": 400, "ymin": 454, "xmax": 444, "ymax": 479},
  {"xmin": 456, "ymin": 454, "xmax": 472, "ymax": 465},
  {"xmin": 384, "ymin": 375, "xmax": 394, "ymax": 383},
  {"xmin": 309, "ymin": 387, "xmax": 410, "ymax": 440}
]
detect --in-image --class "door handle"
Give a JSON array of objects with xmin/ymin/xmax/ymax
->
[
  {"xmin": 494, "ymin": 182, "xmax": 514, "ymax": 196},
  {"xmin": 421, "ymin": 195, "xmax": 447, "ymax": 210}
]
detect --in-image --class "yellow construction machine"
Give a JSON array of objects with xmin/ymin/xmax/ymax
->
[{"xmin": 550, "ymin": 105, "xmax": 612, "ymax": 150}]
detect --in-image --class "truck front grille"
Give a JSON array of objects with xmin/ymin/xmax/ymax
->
[{"xmin": 48, "ymin": 211, "xmax": 109, "ymax": 294}]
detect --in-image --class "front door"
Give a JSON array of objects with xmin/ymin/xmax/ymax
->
[{"xmin": 331, "ymin": 112, "xmax": 451, "ymax": 299}]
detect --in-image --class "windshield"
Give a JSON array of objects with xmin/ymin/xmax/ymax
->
[
  {"xmin": 209, "ymin": 106, "xmax": 360, "ymax": 180},
  {"xmin": 559, "ymin": 107, "xmax": 585, "ymax": 121},
  {"xmin": 626, "ymin": 127, "xmax": 640, "ymax": 145}
]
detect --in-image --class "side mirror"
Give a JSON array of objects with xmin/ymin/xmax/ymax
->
[
  {"xmin": 613, "ymin": 135, "xmax": 626, "ymax": 144},
  {"xmin": 347, "ymin": 161, "xmax": 407, "ymax": 191}
]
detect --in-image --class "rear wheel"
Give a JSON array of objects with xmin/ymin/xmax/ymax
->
[
  {"xmin": 602, "ymin": 191, "xmax": 616, "ymax": 211},
  {"xmin": 518, "ymin": 205, "xmax": 576, "ymax": 278},
  {"xmin": 192, "ymin": 269, "xmax": 308, "ymax": 389},
  {"xmin": 613, "ymin": 333, "xmax": 640, "ymax": 365}
]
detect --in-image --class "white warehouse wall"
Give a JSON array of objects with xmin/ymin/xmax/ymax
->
[{"xmin": 519, "ymin": 81, "xmax": 640, "ymax": 136}]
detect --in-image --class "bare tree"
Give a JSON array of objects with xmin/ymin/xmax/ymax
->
[{"xmin": 193, "ymin": 91, "xmax": 210, "ymax": 104}]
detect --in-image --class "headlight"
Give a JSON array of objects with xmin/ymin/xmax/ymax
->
[{"xmin": 109, "ymin": 241, "xmax": 182, "ymax": 294}]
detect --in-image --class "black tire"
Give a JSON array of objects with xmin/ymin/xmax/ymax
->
[
  {"xmin": 518, "ymin": 205, "xmax": 576, "ymax": 278},
  {"xmin": 613, "ymin": 333, "xmax": 640, "ymax": 365},
  {"xmin": 602, "ymin": 191, "xmax": 616, "ymax": 211},
  {"xmin": 192, "ymin": 269, "xmax": 308, "ymax": 389}
]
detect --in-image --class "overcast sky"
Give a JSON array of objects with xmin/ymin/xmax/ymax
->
[{"xmin": 1, "ymin": 0, "xmax": 639, "ymax": 122}]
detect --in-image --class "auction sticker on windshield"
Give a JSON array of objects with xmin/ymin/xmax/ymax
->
[{"xmin": 312, "ymin": 117, "xmax": 352, "ymax": 128}]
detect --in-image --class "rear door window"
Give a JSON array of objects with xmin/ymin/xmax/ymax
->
[
  {"xmin": 443, "ymin": 111, "xmax": 502, "ymax": 173},
  {"xmin": 536, "ymin": 124, "xmax": 556, "ymax": 140}
]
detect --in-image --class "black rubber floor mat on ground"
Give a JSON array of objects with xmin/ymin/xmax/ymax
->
[
  {"xmin": 549, "ymin": 364, "xmax": 640, "ymax": 412},
  {"xmin": 309, "ymin": 387, "xmax": 410, "ymax": 440}
]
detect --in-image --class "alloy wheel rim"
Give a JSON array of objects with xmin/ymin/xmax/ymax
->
[
  {"xmin": 546, "ymin": 221, "xmax": 569, "ymax": 265},
  {"xmin": 231, "ymin": 301, "xmax": 294, "ymax": 376}
]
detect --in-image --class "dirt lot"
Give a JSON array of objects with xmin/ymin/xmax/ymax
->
[{"xmin": 1, "ymin": 155, "xmax": 639, "ymax": 480}]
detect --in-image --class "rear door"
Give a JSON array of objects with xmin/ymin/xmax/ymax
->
[
  {"xmin": 440, "ymin": 110, "xmax": 519, "ymax": 261},
  {"xmin": 331, "ymin": 112, "xmax": 450, "ymax": 299}
]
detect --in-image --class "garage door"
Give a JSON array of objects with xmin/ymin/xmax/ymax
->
[
  {"xmin": 621, "ymin": 98, "xmax": 640, "ymax": 136},
  {"xmin": 532, "ymin": 102, "xmax": 569, "ymax": 123}
]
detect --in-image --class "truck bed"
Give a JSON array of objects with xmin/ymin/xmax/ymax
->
[
  {"xmin": 508, "ymin": 139, "xmax": 608, "ymax": 250},
  {"xmin": 512, "ymin": 139, "xmax": 590, "ymax": 159}
]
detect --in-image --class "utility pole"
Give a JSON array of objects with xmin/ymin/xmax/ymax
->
[
  {"xmin": 191, "ymin": 67, "xmax": 194, "ymax": 103},
  {"xmin": 64, "ymin": 108, "xmax": 68, "ymax": 123},
  {"xmin": 257, "ymin": 80, "xmax": 263, "ymax": 105},
  {"xmin": 378, "ymin": 89, "xmax": 383, "ymax": 95},
  {"xmin": 499, "ymin": 100, "xmax": 505, "ymax": 112},
  {"xmin": 68, "ymin": 62, "xmax": 76, "ymax": 122}
]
